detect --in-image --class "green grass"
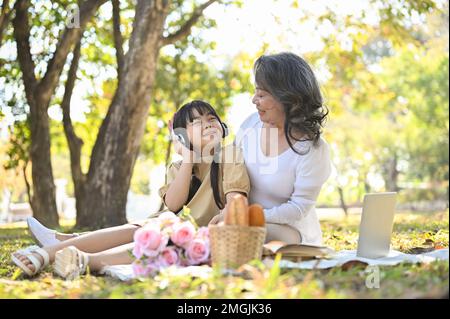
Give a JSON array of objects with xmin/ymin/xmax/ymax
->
[{"xmin": 0, "ymin": 210, "xmax": 448, "ymax": 298}]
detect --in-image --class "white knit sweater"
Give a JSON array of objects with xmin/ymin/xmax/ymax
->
[{"xmin": 235, "ymin": 112, "xmax": 332, "ymax": 245}]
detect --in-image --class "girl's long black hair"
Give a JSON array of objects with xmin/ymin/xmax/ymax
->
[{"xmin": 172, "ymin": 100, "xmax": 225, "ymax": 210}]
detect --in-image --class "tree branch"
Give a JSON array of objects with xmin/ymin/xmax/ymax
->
[
  {"xmin": 0, "ymin": 0, "xmax": 10, "ymax": 24},
  {"xmin": 38, "ymin": 0, "xmax": 108, "ymax": 104},
  {"xmin": 112, "ymin": 0, "xmax": 124, "ymax": 79},
  {"xmin": 12, "ymin": 0, "xmax": 37, "ymax": 97},
  {"xmin": 61, "ymin": 39, "xmax": 86, "ymax": 192},
  {"xmin": 0, "ymin": 0, "xmax": 14, "ymax": 47},
  {"xmin": 22, "ymin": 161, "xmax": 33, "ymax": 207},
  {"xmin": 161, "ymin": 0, "xmax": 217, "ymax": 46}
]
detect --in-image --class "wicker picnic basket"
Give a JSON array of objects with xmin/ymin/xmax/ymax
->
[{"xmin": 209, "ymin": 225, "xmax": 266, "ymax": 269}]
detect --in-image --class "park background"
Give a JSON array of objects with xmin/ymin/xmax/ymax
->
[
  {"xmin": 0, "ymin": 0, "xmax": 448, "ymax": 299},
  {"xmin": 0, "ymin": 0, "xmax": 448, "ymax": 227}
]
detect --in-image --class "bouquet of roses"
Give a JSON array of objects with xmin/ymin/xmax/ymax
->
[{"xmin": 131, "ymin": 207, "xmax": 210, "ymax": 277}]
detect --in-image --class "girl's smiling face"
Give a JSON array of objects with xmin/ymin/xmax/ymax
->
[{"xmin": 186, "ymin": 109, "xmax": 223, "ymax": 152}]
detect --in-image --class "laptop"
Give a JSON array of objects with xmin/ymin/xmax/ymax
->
[{"xmin": 356, "ymin": 192, "xmax": 397, "ymax": 259}]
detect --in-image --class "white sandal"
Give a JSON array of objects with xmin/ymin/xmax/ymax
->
[
  {"xmin": 11, "ymin": 245, "xmax": 50, "ymax": 277},
  {"xmin": 54, "ymin": 246, "xmax": 89, "ymax": 280}
]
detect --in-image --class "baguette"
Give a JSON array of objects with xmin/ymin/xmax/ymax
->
[
  {"xmin": 224, "ymin": 199, "xmax": 237, "ymax": 225},
  {"xmin": 234, "ymin": 194, "xmax": 249, "ymax": 226},
  {"xmin": 248, "ymin": 204, "xmax": 265, "ymax": 227}
]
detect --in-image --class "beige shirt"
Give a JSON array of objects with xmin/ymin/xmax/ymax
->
[{"xmin": 153, "ymin": 144, "xmax": 250, "ymax": 227}]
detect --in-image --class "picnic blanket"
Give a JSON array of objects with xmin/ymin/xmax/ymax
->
[
  {"xmin": 264, "ymin": 248, "xmax": 449, "ymax": 270},
  {"xmin": 99, "ymin": 264, "xmax": 213, "ymax": 282},
  {"xmin": 99, "ymin": 248, "xmax": 449, "ymax": 281}
]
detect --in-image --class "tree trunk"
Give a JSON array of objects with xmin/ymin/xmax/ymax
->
[
  {"xmin": 28, "ymin": 100, "xmax": 60, "ymax": 226},
  {"xmin": 72, "ymin": 0, "xmax": 216, "ymax": 229},
  {"xmin": 61, "ymin": 40, "xmax": 88, "ymax": 229},
  {"xmin": 77, "ymin": 0, "xmax": 170, "ymax": 229},
  {"xmin": 337, "ymin": 186, "xmax": 348, "ymax": 216},
  {"xmin": 383, "ymin": 154, "xmax": 399, "ymax": 192},
  {"xmin": 13, "ymin": 0, "xmax": 58, "ymax": 226},
  {"xmin": 13, "ymin": 0, "xmax": 106, "ymax": 227}
]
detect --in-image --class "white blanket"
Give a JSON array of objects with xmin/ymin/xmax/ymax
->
[
  {"xmin": 268, "ymin": 248, "xmax": 449, "ymax": 270},
  {"xmin": 99, "ymin": 248, "xmax": 449, "ymax": 281},
  {"xmin": 99, "ymin": 265, "xmax": 213, "ymax": 282}
]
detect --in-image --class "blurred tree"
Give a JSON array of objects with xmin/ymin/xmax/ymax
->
[
  {"xmin": 74, "ymin": 0, "xmax": 229, "ymax": 228},
  {"xmin": 379, "ymin": 46, "xmax": 449, "ymax": 194},
  {"xmin": 11, "ymin": 0, "xmax": 107, "ymax": 227},
  {"xmin": 0, "ymin": 0, "xmax": 14, "ymax": 48},
  {"xmin": 308, "ymin": 0, "xmax": 448, "ymax": 210},
  {"xmin": 5, "ymin": 0, "xmax": 228, "ymax": 228},
  {"xmin": 3, "ymin": 119, "xmax": 31, "ymax": 201},
  {"xmin": 2, "ymin": 0, "xmax": 448, "ymax": 228}
]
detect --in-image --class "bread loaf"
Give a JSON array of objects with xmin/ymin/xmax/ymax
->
[
  {"xmin": 248, "ymin": 204, "xmax": 265, "ymax": 227},
  {"xmin": 224, "ymin": 199, "xmax": 237, "ymax": 225},
  {"xmin": 224, "ymin": 194, "xmax": 249, "ymax": 226},
  {"xmin": 234, "ymin": 194, "xmax": 249, "ymax": 226}
]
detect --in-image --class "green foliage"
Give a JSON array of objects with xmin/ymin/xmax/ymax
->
[
  {"xmin": 3, "ymin": 119, "xmax": 30, "ymax": 171},
  {"xmin": 1, "ymin": 0, "xmax": 448, "ymax": 205},
  {"xmin": 1, "ymin": 0, "xmax": 250, "ymax": 197},
  {"xmin": 314, "ymin": 1, "xmax": 449, "ymax": 205},
  {"xmin": 379, "ymin": 47, "xmax": 449, "ymax": 183},
  {"xmin": 178, "ymin": 206, "xmax": 198, "ymax": 228}
]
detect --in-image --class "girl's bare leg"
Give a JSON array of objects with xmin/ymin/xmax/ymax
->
[
  {"xmin": 87, "ymin": 243, "xmax": 135, "ymax": 272},
  {"xmin": 45, "ymin": 224, "xmax": 139, "ymax": 255},
  {"xmin": 55, "ymin": 232, "xmax": 88, "ymax": 241},
  {"xmin": 15, "ymin": 224, "xmax": 139, "ymax": 272}
]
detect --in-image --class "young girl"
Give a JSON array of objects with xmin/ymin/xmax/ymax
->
[{"xmin": 12, "ymin": 100, "xmax": 250, "ymax": 279}]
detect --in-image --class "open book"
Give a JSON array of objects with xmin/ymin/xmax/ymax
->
[{"xmin": 262, "ymin": 241, "xmax": 335, "ymax": 261}]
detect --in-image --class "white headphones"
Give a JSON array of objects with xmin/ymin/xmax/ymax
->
[{"xmin": 173, "ymin": 121, "xmax": 229, "ymax": 149}]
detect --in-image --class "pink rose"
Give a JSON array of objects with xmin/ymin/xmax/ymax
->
[
  {"xmin": 132, "ymin": 260, "xmax": 158, "ymax": 277},
  {"xmin": 186, "ymin": 238, "xmax": 210, "ymax": 265},
  {"xmin": 145, "ymin": 261, "xmax": 160, "ymax": 275},
  {"xmin": 196, "ymin": 227, "xmax": 209, "ymax": 240},
  {"xmin": 158, "ymin": 246, "xmax": 180, "ymax": 267},
  {"xmin": 134, "ymin": 224, "xmax": 168, "ymax": 258},
  {"xmin": 158, "ymin": 211, "xmax": 180, "ymax": 223},
  {"xmin": 132, "ymin": 261, "xmax": 146, "ymax": 276},
  {"xmin": 170, "ymin": 221, "xmax": 196, "ymax": 248},
  {"xmin": 132, "ymin": 243, "xmax": 144, "ymax": 259},
  {"xmin": 158, "ymin": 211, "xmax": 181, "ymax": 233}
]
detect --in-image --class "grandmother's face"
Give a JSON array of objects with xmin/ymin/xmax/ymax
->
[{"xmin": 252, "ymin": 86, "xmax": 285, "ymax": 127}]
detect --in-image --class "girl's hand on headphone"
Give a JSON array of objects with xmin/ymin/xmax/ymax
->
[
  {"xmin": 169, "ymin": 119, "xmax": 186, "ymax": 156},
  {"xmin": 171, "ymin": 132, "xmax": 199, "ymax": 163},
  {"xmin": 169, "ymin": 119, "xmax": 200, "ymax": 163},
  {"xmin": 172, "ymin": 134, "xmax": 184, "ymax": 156}
]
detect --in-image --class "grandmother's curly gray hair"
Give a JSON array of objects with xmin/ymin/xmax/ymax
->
[{"xmin": 253, "ymin": 52, "xmax": 329, "ymax": 154}]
